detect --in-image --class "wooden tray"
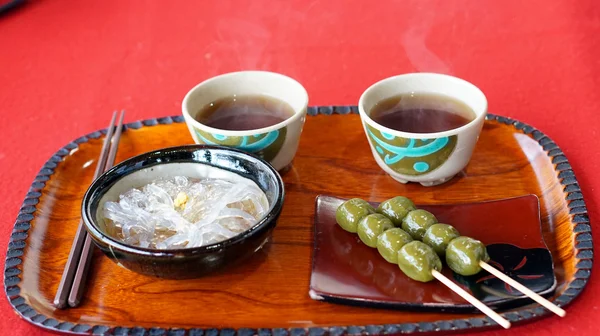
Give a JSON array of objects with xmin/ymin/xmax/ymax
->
[{"xmin": 4, "ymin": 107, "xmax": 593, "ymax": 335}]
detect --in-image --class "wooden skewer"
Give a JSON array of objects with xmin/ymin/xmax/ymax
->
[
  {"xmin": 479, "ymin": 261, "xmax": 566, "ymax": 317},
  {"xmin": 432, "ymin": 270, "xmax": 511, "ymax": 329}
]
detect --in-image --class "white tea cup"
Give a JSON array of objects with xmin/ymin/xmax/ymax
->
[
  {"xmin": 358, "ymin": 73, "xmax": 488, "ymax": 186},
  {"xmin": 182, "ymin": 71, "xmax": 309, "ymax": 171}
]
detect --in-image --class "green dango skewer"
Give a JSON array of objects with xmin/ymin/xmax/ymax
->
[
  {"xmin": 335, "ymin": 198, "xmax": 511, "ymax": 328},
  {"xmin": 406, "ymin": 213, "xmax": 565, "ymax": 318},
  {"xmin": 337, "ymin": 197, "xmax": 484, "ymax": 279},
  {"xmin": 335, "ymin": 198, "xmax": 445, "ymax": 282},
  {"xmin": 375, "ymin": 197, "xmax": 489, "ymax": 276},
  {"xmin": 353, "ymin": 196, "xmax": 564, "ymax": 318}
]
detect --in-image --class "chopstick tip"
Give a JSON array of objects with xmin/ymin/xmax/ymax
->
[
  {"xmin": 67, "ymin": 298, "xmax": 81, "ymax": 308},
  {"xmin": 53, "ymin": 298, "xmax": 67, "ymax": 309}
]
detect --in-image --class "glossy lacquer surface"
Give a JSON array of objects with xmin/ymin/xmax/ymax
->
[
  {"xmin": 311, "ymin": 195, "xmax": 556, "ymax": 311},
  {"xmin": 5, "ymin": 111, "xmax": 592, "ymax": 334}
]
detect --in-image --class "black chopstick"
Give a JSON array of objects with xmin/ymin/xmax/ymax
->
[
  {"xmin": 68, "ymin": 110, "xmax": 125, "ymax": 307},
  {"xmin": 53, "ymin": 110, "xmax": 125, "ymax": 309}
]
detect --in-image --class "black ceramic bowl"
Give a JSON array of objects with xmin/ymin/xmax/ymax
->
[{"xmin": 81, "ymin": 145, "xmax": 285, "ymax": 279}]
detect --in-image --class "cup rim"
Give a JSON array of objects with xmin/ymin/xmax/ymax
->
[
  {"xmin": 181, "ymin": 70, "xmax": 309, "ymax": 136},
  {"xmin": 358, "ymin": 72, "xmax": 488, "ymax": 138}
]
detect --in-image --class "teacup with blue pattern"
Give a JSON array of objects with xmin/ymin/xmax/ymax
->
[
  {"xmin": 358, "ymin": 73, "xmax": 488, "ymax": 185},
  {"xmin": 181, "ymin": 71, "xmax": 309, "ymax": 171},
  {"xmin": 365, "ymin": 125, "xmax": 457, "ymax": 176},
  {"xmin": 194, "ymin": 127, "xmax": 287, "ymax": 162}
]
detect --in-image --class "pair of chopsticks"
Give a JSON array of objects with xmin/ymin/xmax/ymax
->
[{"xmin": 54, "ymin": 110, "xmax": 125, "ymax": 309}]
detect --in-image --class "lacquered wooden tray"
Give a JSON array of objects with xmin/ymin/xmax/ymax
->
[{"xmin": 4, "ymin": 107, "xmax": 593, "ymax": 335}]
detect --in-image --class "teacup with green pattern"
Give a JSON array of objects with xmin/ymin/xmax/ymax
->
[
  {"xmin": 182, "ymin": 71, "xmax": 308, "ymax": 171},
  {"xmin": 359, "ymin": 73, "xmax": 488, "ymax": 186}
]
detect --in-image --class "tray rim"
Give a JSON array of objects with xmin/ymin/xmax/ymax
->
[{"xmin": 3, "ymin": 107, "xmax": 594, "ymax": 335}]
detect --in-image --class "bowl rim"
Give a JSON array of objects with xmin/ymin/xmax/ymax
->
[{"xmin": 81, "ymin": 144, "xmax": 285, "ymax": 257}]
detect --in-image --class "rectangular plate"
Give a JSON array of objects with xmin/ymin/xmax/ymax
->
[
  {"xmin": 310, "ymin": 195, "xmax": 557, "ymax": 312},
  {"xmin": 4, "ymin": 108, "xmax": 593, "ymax": 335}
]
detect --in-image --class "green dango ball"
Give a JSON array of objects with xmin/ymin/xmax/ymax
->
[
  {"xmin": 357, "ymin": 214, "xmax": 394, "ymax": 248},
  {"xmin": 397, "ymin": 241, "xmax": 442, "ymax": 282},
  {"xmin": 423, "ymin": 224, "xmax": 460, "ymax": 256},
  {"xmin": 376, "ymin": 228, "xmax": 414, "ymax": 263},
  {"xmin": 401, "ymin": 209, "xmax": 438, "ymax": 240},
  {"xmin": 335, "ymin": 198, "xmax": 375, "ymax": 233},
  {"xmin": 446, "ymin": 236, "xmax": 490, "ymax": 276},
  {"xmin": 376, "ymin": 196, "xmax": 416, "ymax": 226}
]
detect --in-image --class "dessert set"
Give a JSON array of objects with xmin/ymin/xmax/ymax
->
[{"xmin": 4, "ymin": 71, "xmax": 592, "ymax": 335}]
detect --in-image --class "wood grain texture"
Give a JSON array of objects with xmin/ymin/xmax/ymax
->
[{"xmin": 4, "ymin": 111, "xmax": 592, "ymax": 335}]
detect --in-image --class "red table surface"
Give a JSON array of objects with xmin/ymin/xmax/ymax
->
[{"xmin": 1, "ymin": 0, "xmax": 598, "ymax": 335}]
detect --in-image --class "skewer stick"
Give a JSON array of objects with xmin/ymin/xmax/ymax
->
[
  {"xmin": 431, "ymin": 270, "xmax": 511, "ymax": 329},
  {"xmin": 479, "ymin": 261, "xmax": 566, "ymax": 317}
]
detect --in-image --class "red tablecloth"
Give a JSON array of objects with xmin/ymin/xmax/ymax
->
[{"xmin": 1, "ymin": 1, "xmax": 598, "ymax": 335}]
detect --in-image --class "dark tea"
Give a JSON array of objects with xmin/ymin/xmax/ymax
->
[
  {"xmin": 195, "ymin": 94, "xmax": 295, "ymax": 131},
  {"xmin": 369, "ymin": 93, "xmax": 476, "ymax": 133}
]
